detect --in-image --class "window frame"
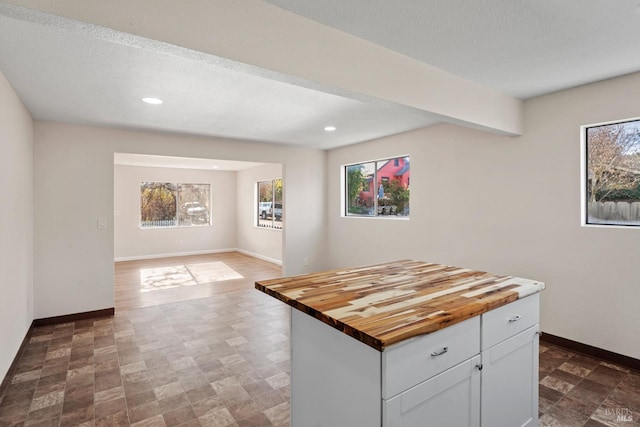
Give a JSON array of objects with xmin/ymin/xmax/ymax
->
[
  {"xmin": 343, "ymin": 156, "xmax": 410, "ymax": 219},
  {"xmin": 139, "ymin": 181, "xmax": 212, "ymax": 229},
  {"xmin": 581, "ymin": 117, "xmax": 640, "ymax": 228},
  {"xmin": 256, "ymin": 178, "xmax": 283, "ymax": 230}
]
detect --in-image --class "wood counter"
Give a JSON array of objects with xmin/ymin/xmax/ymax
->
[{"xmin": 255, "ymin": 259, "xmax": 545, "ymax": 351}]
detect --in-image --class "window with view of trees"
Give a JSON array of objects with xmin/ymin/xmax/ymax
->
[
  {"xmin": 585, "ymin": 119, "xmax": 640, "ymax": 226},
  {"xmin": 257, "ymin": 179, "xmax": 283, "ymax": 230},
  {"xmin": 140, "ymin": 182, "xmax": 211, "ymax": 228},
  {"xmin": 345, "ymin": 156, "xmax": 410, "ymax": 217}
]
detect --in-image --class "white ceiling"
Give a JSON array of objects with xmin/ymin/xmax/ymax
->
[
  {"xmin": 1, "ymin": 0, "xmax": 640, "ymax": 152},
  {"xmin": 264, "ymin": 0, "xmax": 640, "ymax": 99},
  {"xmin": 0, "ymin": 1, "xmax": 439, "ymax": 150}
]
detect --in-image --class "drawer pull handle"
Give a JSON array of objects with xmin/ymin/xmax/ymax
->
[
  {"xmin": 430, "ymin": 346, "xmax": 449, "ymax": 357},
  {"xmin": 508, "ymin": 315, "xmax": 522, "ymax": 323}
]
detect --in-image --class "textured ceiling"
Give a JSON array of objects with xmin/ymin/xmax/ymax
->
[
  {"xmin": 1, "ymin": 0, "xmax": 640, "ymax": 152},
  {"xmin": 0, "ymin": 2, "xmax": 440, "ymax": 149},
  {"xmin": 264, "ymin": 0, "xmax": 640, "ymax": 99}
]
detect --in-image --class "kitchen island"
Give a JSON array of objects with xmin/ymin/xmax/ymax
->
[{"xmin": 256, "ymin": 260, "xmax": 545, "ymax": 427}]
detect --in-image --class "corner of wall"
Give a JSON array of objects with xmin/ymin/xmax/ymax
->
[{"xmin": 0, "ymin": 70, "xmax": 34, "ymax": 380}]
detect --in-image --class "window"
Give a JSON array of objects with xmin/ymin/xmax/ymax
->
[
  {"xmin": 584, "ymin": 119, "xmax": 640, "ymax": 226},
  {"xmin": 345, "ymin": 156, "xmax": 410, "ymax": 217},
  {"xmin": 257, "ymin": 179, "xmax": 283, "ymax": 230},
  {"xmin": 140, "ymin": 182, "xmax": 211, "ymax": 228}
]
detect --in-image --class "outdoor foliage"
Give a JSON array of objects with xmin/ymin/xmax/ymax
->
[
  {"xmin": 258, "ymin": 179, "xmax": 283, "ymax": 203},
  {"xmin": 140, "ymin": 182, "xmax": 210, "ymax": 227},
  {"xmin": 587, "ymin": 123, "xmax": 640, "ymax": 203},
  {"xmin": 345, "ymin": 157, "xmax": 410, "ymax": 216},
  {"xmin": 259, "ymin": 181, "xmax": 273, "ymax": 202},
  {"xmin": 384, "ymin": 179, "xmax": 410, "ymax": 212},
  {"xmin": 597, "ymin": 181, "xmax": 640, "ymax": 202},
  {"xmin": 141, "ymin": 183, "xmax": 177, "ymax": 222},
  {"xmin": 346, "ymin": 164, "xmax": 367, "ymax": 214}
]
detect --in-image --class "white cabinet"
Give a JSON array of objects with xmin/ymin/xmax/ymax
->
[
  {"xmin": 384, "ymin": 355, "xmax": 481, "ymax": 427},
  {"xmin": 382, "ymin": 316, "xmax": 480, "ymax": 399},
  {"xmin": 290, "ymin": 309, "xmax": 382, "ymax": 427},
  {"xmin": 481, "ymin": 326, "xmax": 539, "ymax": 427},
  {"xmin": 382, "ymin": 317, "xmax": 481, "ymax": 427},
  {"xmin": 482, "ymin": 294, "xmax": 540, "ymax": 351},
  {"xmin": 289, "ymin": 294, "xmax": 540, "ymax": 427},
  {"xmin": 480, "ymin": 294, "xmax": 540, "ymax": 427}
]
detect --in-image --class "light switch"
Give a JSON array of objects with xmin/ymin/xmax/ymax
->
[{"xmin": 98, "ymin": 217, "xmax": 107, "ymax": 229}]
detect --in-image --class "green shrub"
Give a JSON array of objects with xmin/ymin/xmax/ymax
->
[{"xmin": 598, "ymin": 182, "xmax": 640, "ymax": 201}]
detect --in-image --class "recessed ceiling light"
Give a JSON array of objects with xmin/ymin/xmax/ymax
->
[
  {"xmin": 142, "ymin": 97, "xmax": 163, "ymax": 105},
  {"xmin": 324, "ymin": 126, "xmax": 337, "ymax": 132}
]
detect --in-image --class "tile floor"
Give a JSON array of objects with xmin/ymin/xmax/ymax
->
[
  {"xmin": 0, "ymin": 290, "xmax": 291, "ymax": 426},
  {"xmin": 1, "ymin": 259, "xmax": 639, "ymax": 426},
  {"xmin": 538, "ymin": 343, "xmax": 640, "ymax": 426}
]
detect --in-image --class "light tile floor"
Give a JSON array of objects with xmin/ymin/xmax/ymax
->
[{"xmin": 1, "ymin": 285, "xmax": 639, "ymax": 426}]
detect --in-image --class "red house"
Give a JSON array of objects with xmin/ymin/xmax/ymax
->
[{"xmin": 358, "ymin": 157, "xmax": 410, "ymax": 206}]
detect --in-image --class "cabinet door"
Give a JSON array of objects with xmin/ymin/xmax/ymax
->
[
  {"xmin": 481, "ymin": 325, "xmax": 539, "ymax": 427},
  {"xmin": 384, "ymin": 355, "xmax": 481, "ymax": 427}
]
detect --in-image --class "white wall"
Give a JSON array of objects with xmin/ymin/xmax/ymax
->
[
  {"xmin": 327, "ymin": 72, "xmax": 640, "ymax": 360},
  {"xmin": 114, "ymin": 164, "xmax": 237, "ymax": 260},
  {"xmin": 0, "ymin": 71, "xmax": 33, "ymax": 379},
  {"xmin": 34, "ymin": 121, "xmax": 327, "ymax": 318},
  {"xmin": 236, "ymin": 163, "xmax": 283, "ymax": 264}
]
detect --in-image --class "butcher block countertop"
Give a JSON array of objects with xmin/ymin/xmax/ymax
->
[{"xmin": 255, "ymin": 260, "xmax": 544, "ymax": 351}]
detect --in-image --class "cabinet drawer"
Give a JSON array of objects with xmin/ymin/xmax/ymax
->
[
  {"xmin": 481, "ymin": 294, "xmax": 539, "ymax": 351},
  {"xmin": 382, "ymin": 316, "xmax": 480, "ymax": 399}
]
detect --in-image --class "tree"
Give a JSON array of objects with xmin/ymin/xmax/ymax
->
[
  {"xmin": 384, "ymin": 178, "xmax": 410, "ymax": 213},
  {"xmin": 587, "ymin": 124, "xmax": 640, "ymax": 202},
  {"xmin": 259, "ymin": 181, "xmax": 274, "ymax": 202},
  {"xmin": 346, "ymin": 165, "xmax": 366, "ymax": 212},
  {"xmin": 273, "ymin": 179, "xmax": 283, "ymax": 203},
  {"xmin": 140, "ymin": 182, "xmax": 177, "ymax": 222}
]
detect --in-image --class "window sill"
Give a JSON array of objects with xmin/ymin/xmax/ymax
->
[
  {"xmin": 343, "ymin": 215, "xmax": 410, "ymax": 220},
  {"xmin": 254, "ymin": 225, "xmax": 283, "ymax": 231},
  {"xmin": 139, "ymin": 224, "xmax": 213, "ymax": 230},
  {"xmin": 581, "ymin": 222, "xmax": 640, "ymax": 229}
]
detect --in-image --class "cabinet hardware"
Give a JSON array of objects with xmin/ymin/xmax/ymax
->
[
  {"xmin": 508, "ymin": 315, "xmax": 522, "ymax": 323},
  {"xmin": 430, "ymin": 346, "xmax": 449, "ymax": 357},
  {"xmin": 476, "ymin": 364, "xmax": 483, "ymax": 371}
]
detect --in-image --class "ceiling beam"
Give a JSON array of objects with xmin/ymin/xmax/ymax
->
[{"xmin": 5, "ymin": 0, "xmax": 523, "ymax": 136}]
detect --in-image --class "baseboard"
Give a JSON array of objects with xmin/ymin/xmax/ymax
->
[
  {"xmin": 114, "ymin": 248, "xmax": 238, "ymax": 262},
  {"xmin": 541, "ymin": 332, "xmax": 640, "ymax": 372},
  {"xmin": 235, "ymin": 249, "xmax": 282, "ymax": 266},
  {"xmin": 115, "ymin": 248, "xmax": 283, "ymax": 266},
  {"xmin": 0, "ymin": 321, "xmax": 34, "ymax": 402},
  {"xmin": 33, "ymin": 308, "xmax": 115, "ymax": 327}
]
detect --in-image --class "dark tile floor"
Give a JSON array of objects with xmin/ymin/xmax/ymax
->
[
  {"xmin": 0, "ymin": 290, "xmax": 290, "ymax": 426},
  {"xmin": 1, "ymin": 289, "xmax": 639, "ymax": 426},
  {"xmin": 538, "ymin": 343, "xmax": 640, "ymax": 426}
]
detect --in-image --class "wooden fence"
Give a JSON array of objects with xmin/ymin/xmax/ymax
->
[{"xmin": 588, "ymin": 201, "xmax": 640, "ymax": 222}]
